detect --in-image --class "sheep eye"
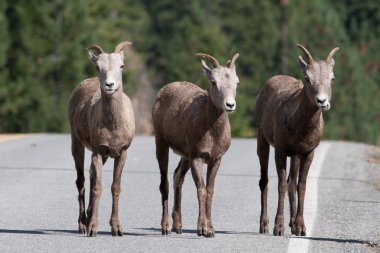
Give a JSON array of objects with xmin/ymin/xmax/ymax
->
[
  {"xmin": 331, "ymin": 77, "xmax": 335, "ymax": 84},
  {"xmin": 211, "ymin": 79, "xmax": 216, "ymax": 86},
  {"xmin": 120, "ymin": 65, "xmax": 124, "ymax": 69}
]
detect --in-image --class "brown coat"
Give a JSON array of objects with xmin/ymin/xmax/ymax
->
[{"xmin": 153, "ymin": 81, "xmax": 230, "ymax": 162}]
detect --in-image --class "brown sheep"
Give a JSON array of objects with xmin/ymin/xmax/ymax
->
[
  {"xmin": 152, "ymin": 53, "xmax": 239, "ymax": 237},
  {"xmin": 255, "ymin": 44, "xmax": 339, "ymax": 236},
  {"xmin": 68, "ymin": 41, "xmax": 135, "ymax": 237}
]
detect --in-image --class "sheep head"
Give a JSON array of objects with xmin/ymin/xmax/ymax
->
[
  {"xmin": 297, "ymin": 44, "xmax": 339, "ymax": 111},
  {"xmin": 196, "ymin": 53, "xmax": 240, "ymax": 113},
  {"xmin": 87, "ymin": 41, "xmax": 132, "ymax": 95}
]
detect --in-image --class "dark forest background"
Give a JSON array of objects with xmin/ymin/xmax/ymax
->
[{"xmin": 0, "ymin": 0, "xmax": 379, "ymax": 144}]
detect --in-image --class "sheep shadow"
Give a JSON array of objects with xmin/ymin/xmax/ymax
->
[
  {"xmin": 0, "ymin": 228, "xmax": 378, "ymax": 248},
  {"xmin": 288, "ymin": 236, "xmax": 379, "ymax": 248},
  {"xmin": 135, "ymin": 227, "xmax": 261, "ymax": 236},
  {"xmin": 0, "ymin": 229, "xmax": 109, "ymax": 236}
]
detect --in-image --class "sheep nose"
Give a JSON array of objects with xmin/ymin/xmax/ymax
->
[
  {"xmin": 316, "ymin": 98, "xmax": 326, "ymax": 105},
  {"xmin": 225, "ymin": 102, "xmax": 235, "ymax": 110},
  {"xmin": 105, "ymin": 82, "xmax": 114, "ymax": 88}
]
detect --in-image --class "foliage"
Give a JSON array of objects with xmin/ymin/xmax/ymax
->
[{"xmin": 0, "ymin": 0, "xmax": 378, "ymax": 144}]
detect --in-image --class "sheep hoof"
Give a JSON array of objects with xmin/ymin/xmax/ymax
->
[
  {"xmin": 87, "ymin": 229, "xmax": 97, "ymax": 237},
  {"xmin": 161, "ymin": 229, "xmax": 171, "ymax": 235},
  {"xmin": 87, "ymin": 222, "xmax": 99, "ymax": 237},
  {"xmin": 111, "ymin": 226, "xmax": 123, "ymax": 236},
  {"xmin": 172, "ymin": 227, "xmax": 182, "ymax": 234},
  {"xmin": 259, "ymin": 226, "xmax": 269, "ymax": 234},
  {"xmin": 197, "ymin": 227, "xmax": 209, "ymax": 237},
  {"xmin": 292, "ymin": 227, "xmax": 306, "ymax": 236},
  {"xmin": 78, "ymin": 224, "xmax": 86, "ymax": 234},
  {"xmin": 273, "ymin": 227, "xmax": 285, "ymax": 236},
  {"xmin": 291, "ymin": 222, "xmax": 306, "ymax": 236},
  {"xmin": 206, "ymin": 230, "xmax": 215, "ymax": 238}
]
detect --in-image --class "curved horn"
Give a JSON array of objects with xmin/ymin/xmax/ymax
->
[
  {"xmin": 227, "ymin": 53, "xmax": 239, "ymax": 69},
  {"xmin": 86, "ymin": 45, "xmax": 104, "ymax": 55},
  {"xmin": 297, "ymin": 44, "xmax": 314, "ymax": 64},
  {"xmin": 326, "ymin": 47, "xmax": 339, "ymax": 64},
  {"xmin": 115, "ymin": 41, "xmax": 132, "ymax": 53},
  {"xmin": 196, "ymin": 53, "xmax": 220, "ymax": 68}
]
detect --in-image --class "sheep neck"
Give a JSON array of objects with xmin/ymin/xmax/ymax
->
[
  {"xmin": 205, "ymin": 95, "xmax": 229, "ymax": 133},
  {"xmin": 100, "ymin": 89, "xmax": 125, "ymax": 129},
  {"xmin": 290, "ymin": 88, "xmax": 323, "ymax": 130}
]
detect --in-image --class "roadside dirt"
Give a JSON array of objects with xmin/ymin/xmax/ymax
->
[
  {"xmin": 368, "ymin": 146, "xmax": 380, "ymax": 192},
  {"xmin": 0, "ymin": 134, "xmax": 34, "ymax": 143}
]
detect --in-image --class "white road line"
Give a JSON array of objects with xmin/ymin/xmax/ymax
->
[{"xmin": 287, "ymin": 142, "xmax": 331, "ymax": 253}]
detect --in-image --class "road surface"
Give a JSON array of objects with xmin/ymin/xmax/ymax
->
[{"xmin": 0, "ymin": 134, "xmax": 379, "ymax": 252}]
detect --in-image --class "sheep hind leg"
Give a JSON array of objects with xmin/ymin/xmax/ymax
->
[
  {"xmin": 72, "ymin": 135, "xmax": 86, "ymax": 234},
  {"xmin": 292, "ymin": 151, "xmax": 314, "ymax": 236},
  {"xmin": 110, "ymin": 149, "xmax": 127, "ymax": 236},
  {"xmin": 288, "ymin": 156, "xmax": 300, "ymax": 231},
  {"xmin": 257, "ymin": 129, "xmax": 270, "ymax": 234},
  {"xmin": 273, "ymin": 150, "xmax": 287, "ymax": 236},
  {"xmin": 156, "ymin": 137, "xmax": 170, "ymax": 235},
  {"xmin": 172, "ymin": 158, "xmax": 190, "ymax": 234}
]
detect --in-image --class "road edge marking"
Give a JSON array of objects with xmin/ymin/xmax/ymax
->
[{"xmin": 287, "ymin": 142, "xmax": 331, "ymax": 253}]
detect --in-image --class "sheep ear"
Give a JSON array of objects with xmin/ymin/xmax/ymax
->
[
  {"xmin": 118, "ymin": 50, "xmax": 125, "ymax": 60},
  {"xmin": 87, "ymin": 45, "xmax": 104, "ymax": 63},
  {"xmin": 298, "ymin": 56, "xmax": 308, "ymax": 70},
  {"xmin": 201, "ymin": 60, "xmax": 212, "ymax": 79},
  {"xmin": 88, "ymin": 51, "xmax": 98, "ymax": 63},
  {"xmin": 329, "ymin": 58, "xmax": 335, "ymax": 67}
]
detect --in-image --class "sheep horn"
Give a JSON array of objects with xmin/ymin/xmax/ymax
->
[
  {"xmin": 227, "ymin": 53, "xmax": 239, "ymax": 69},
  {"xmin": 297, "ymin": 44, "xmax": 314, "ymax": 64},
  {"xmin": 115, "ymin": 41, "xmax": 133, "ymax": 53},
  {"xmin": 86, "ymin": 45, "xmax": 104, "ymax": 55},
  {"xmin": 196, "ymin": 53, "xmax": 220, "ymax": 68},
  {"xmin": 326, "ymin": 47, "xmax": 339, "ymax": 64}
]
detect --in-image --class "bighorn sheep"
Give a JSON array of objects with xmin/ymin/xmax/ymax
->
[
  {"xmin": 152, "ymin": 53, "xmax": 240, "ymax": 237},
  {"xmin": 255, "ymin": 44, "xmax": 339, "ymax": 236},
  {"xmin": 68, "ymin": 41, "xmax": 135, "ymax": 237}
]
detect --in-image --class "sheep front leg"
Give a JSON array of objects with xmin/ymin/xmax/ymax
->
[
  {"xmin": 86, "ymin": 152, "xmax": 103, "ymax": 237},
  {"xmin": 292, "ymin": 151, "xmax": 314, "ymax": 236},
  {"xmin": 190, "ymin": 157, "xmax": 208, "ymax": 237},
  {"xmin": 109, "ymin": 149, "xmax": 127, "ymax": 236},
  {"xmin": 204, "ymin": 158, "xmax": 221, "ymax": 238},
  {"xmin": 288, "ymin": 156, "xmax": 300, "ymax": 229},
  {"xmin": 273, "ymin": 150, "xmax": 287, "ymax": 236}
]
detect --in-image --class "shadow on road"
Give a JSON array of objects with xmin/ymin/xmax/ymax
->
[
  {"xmin": 291, "ymin": 235, "xmax": 379, "ymax": 248},
  {"xmin": 0, "ymin": 229, "xmax": 110, "ymax": 236},
  {"xmin": 1, "ymin": 228, "xmax": 377, "ymax": 249},
  {"xmin": 136, "ymin": 227, "xmax": 261, "ymax": 236}
]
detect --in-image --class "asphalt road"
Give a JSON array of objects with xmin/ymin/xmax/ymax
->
[{"xmin": 0, "ymin": 134, "xmax": 379, "ymax": 252}]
